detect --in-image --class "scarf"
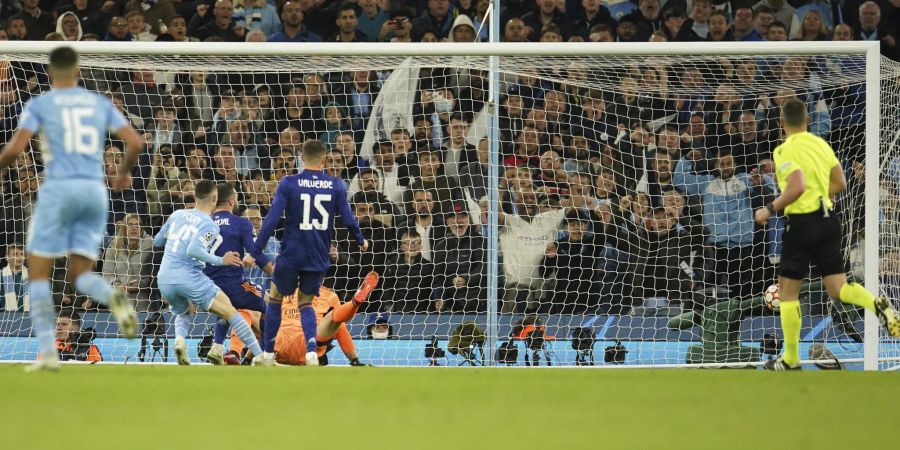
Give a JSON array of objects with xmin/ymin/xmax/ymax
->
[{"xmin": 2, "ymin": 265, "xmax": 29, "ymax": 312}]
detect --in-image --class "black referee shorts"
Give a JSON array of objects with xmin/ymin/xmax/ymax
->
[{"xmin": 779, "ymin": 210, "xmax": 846, "ymax": 280}]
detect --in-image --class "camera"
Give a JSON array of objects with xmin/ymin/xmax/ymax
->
[
  {"xmin": 424, "ymin": 335, "xmax": 446, "ymax": 366},
  {"xmin": 604, "ymin": 340, "xmax": 628, "ymax": 364},
  {"xmin": 495, "ymin": 340, "xmax": 519, "ymax": 365},
  {"xmin": 571, "ymin": 327, "xmax": 596, "ymax": 366},
  {"xmin": 138, "ymin": 312, "xmax": 169, "ymax": 362}
]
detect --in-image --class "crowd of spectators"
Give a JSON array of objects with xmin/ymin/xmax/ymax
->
[{"xmin": 0, "ymin": 0, "xmax": 896, "ymax": 318}]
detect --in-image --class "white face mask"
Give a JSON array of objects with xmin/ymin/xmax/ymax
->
[
  {"xmin": 434, "ymin": 97, "xmax": 453, "ymax": 114},
  {"xmin": 371, "ymin": 329, "xmax": 389, "ymax": 339}
]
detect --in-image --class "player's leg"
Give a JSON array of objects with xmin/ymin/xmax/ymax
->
[
  {"xmin": 823, "ymin": 272, "xmax": 900, "ymax": 337},
  {"xmin": 819, "ymin": 215, "xmax": 900, "ymax": 337},
  {"xmin": 24, "ymin": 254, "xmax": 59, "ymax": 371},
  {"xmin": 173, "ymin": 307, "xmax": 194, "ymax": 366},
  {"xmin": 68, "ymin": 184, "xmax": 137, "ymax": 337},
  {"xmin": 296, "ymin": 272, "xmax": 328, "ymax": 366},
  {"xmin": 224, "ymin": 310, "xmax": 261, "ymax": 364},
  {"xmin": 67, "ymin": 255, "xmax": 137, "ymax": 338},
  {"xmin": 205, "ymin": 290, "xmax": 265, "ymax": 363},
  {"xmin": 336, "ymin": 324, "xmax": 366, "ymax": 365},
  {"xmin": 766, "ymin": 218, "xmax": 807, "ymax": 371},
  {"xmin": 210, "ymin": 282, "xmax": 262, "ymax": 363},
  {"xmin": 296, "ymin": 291, "xmax": 320, "ymax": 365},
  {"xmin": 775, "ymin": 276, "xmax": 803, "ymax": 368},
  {"xmin": 159, "ymin": 284, "xmax": 194, "ymax": 365},
  {"xmin": 262, "ymin": 265, "xmax": 295, "ymax": 361},
  {"xmin": 316, "ymin": 271, "xmax": 379, "ymax": 341},
  {"xmin": 23, "ymin": 184, "xmax": 67, "ymax": 371}
]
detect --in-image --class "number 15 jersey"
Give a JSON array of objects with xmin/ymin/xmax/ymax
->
[{"xmin": 255, "ymin": 170, "xmax": 365, "ymax": 273}]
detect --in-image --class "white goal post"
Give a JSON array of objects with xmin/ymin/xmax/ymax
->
[{"xmin": 0, "ymin": 40, "xmax": 897, "ymax": 369}]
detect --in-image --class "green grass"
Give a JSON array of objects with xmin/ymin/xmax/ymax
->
[{"xmin": 0, "ymin": 365, "xmax": 896, "ymax": 450}]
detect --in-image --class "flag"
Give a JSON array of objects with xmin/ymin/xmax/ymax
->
[
  {"xmin": 360, "ymin": 58, "xmax": 420, "ymax": 162},
  {"xmin": 466, "ymin": 103, "xmax": 489, "ymax": 147}
]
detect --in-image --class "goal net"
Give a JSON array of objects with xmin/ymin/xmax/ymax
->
[{"xmin": 0, "ymin": 42, "xmax": 898, "ymax": 368}]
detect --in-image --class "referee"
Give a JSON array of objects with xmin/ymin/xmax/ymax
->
[{"xmin": 753, "ymin": 97, "xmax": 900, "ymax": 371}]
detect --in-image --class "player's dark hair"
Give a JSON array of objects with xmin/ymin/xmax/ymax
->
[
  {"xmin": 781, "ymin": 97, "xmax": 807, "ymax": 128},
  {"xmin": 401, "ymin": 228, "xmax": 421, "ymax": 239},
  {"xmin": 359, "ymin": 167, "xmax": 380, "ymax": 180},
  {"xmin": 769, "ymin": 20, "xmax": 787, "ymax": 31},
  {"xmin": 194, "ymin": 179, "xmax": 217, "ymax": 201},
  {"xmin": 373, "ymin": 140, "xmax": 393, "ymax": 154},
  {"xmin": 338, "ymin": 1, "xmax": 359, "ymax": 15},
  {"xmin": 351, "ymin": 191, "xmax": 379, "ymax": 206},
  {"xmin": 216, "ymin": 182, "xmax": 235, "ymax": 206},
  {"xmin": 302, "ymin": 139, "xmax": 327, "ymax": 162},
  {"xmin": 49, "ymin": 46, "xmax": 78, "ymax": 72},
  {"xmin": 58, "ymin": 307, "xmax": 82, "ymax": 324}
]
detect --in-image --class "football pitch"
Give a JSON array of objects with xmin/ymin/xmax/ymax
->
[{"xmin": 0, "ymin": 365, "xmax": 896, "ymax": 450}]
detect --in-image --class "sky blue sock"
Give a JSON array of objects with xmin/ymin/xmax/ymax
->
[
  {"xmin": 263, "ymin": 302, "xmax": 281, "ymax": 353},
  {"xmin": 228, "ymin": 313, "xmax": 262, "ymax": 356},
  {"xmin": 299, "ymin": 303, "xmax": 317, "ymax": 353},
  {"xmin": 213, "ymin": 318, "xmax": 228, "ymax": 346},
  {"xmin": 29, "ymin": 280, "xmax": 56, "ymax": 359},
  {"xmin": 174, "ymin": 314, "xmax": 191, "ymax": 339},
  {"xmin": 74, "ymin": 273, "xmax": 112, "ymax": 306}
]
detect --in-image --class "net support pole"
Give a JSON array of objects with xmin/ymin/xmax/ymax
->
[
  {"xmin": 863, "ymin": 42, "xmax": 881, "ymax": 371},
  {"xmin": 484, "ymin": 0, "xmax": 502, "ymax": 366}
]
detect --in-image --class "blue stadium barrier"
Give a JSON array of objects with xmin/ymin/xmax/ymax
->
[{"xmin": 1, "ymin": 311, "xmax": 867, "ymax": 367}]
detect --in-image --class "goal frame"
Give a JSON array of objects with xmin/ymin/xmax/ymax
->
[{"xmin": 0, "ymin": 40, "xmax": 883, "ymax": 369}]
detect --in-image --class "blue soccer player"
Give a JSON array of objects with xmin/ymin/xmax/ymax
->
[
  {"xmin": 204, "ymin": 183, "xmax": 274, "ymax": 365},
  {"xmin": 0, "ymin": 47, "xmax": 142, "ymax": 372},
  {"xmin": 155, "ymin": 180, "xmax": 267, "ymax": 366},
  {"xmin": 255, "ymin": 139, "xmax": 367, "ymax": 366}
]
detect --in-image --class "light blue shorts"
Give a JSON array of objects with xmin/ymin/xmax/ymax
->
[
  {"xmin": 159, "ymin": 277, "xmax": 220, "ymax": 315},
  {"xmin": 26, "ymin": 179, "xmax": 108, "ymax": 260}
]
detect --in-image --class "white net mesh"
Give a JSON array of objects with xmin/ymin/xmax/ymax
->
[{"xmin": 1, "ymin": 46, "xmax": 899, "ymax": 367}]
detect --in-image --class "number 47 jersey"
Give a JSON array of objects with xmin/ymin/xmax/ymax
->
[
  {"xmin": 156, "ymin": 208, "xmax": 221, "ymax": 283},
  {"xmin": 255, "ymin": 170, "xmax": 365, "ymax": 273}
]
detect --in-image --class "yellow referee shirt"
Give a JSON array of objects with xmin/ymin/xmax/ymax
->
[{"xmin": 773, "ymin": 131, "xmax": 840, "ymax": 214}]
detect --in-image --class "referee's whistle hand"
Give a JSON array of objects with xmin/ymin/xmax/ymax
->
[{"xmin": 754, "ymin": 208, "xmax": 771, "ymax": 225}]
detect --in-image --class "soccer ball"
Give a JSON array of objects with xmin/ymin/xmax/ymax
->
[{"xmin": 763, "ymin": 284, "xmax": 781, "ymax": 311}]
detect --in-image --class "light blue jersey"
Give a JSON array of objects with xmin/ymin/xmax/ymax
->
[
  {"xmin": 21, "ymin": 86, "xmax": 127, "ymax": 259},
  {"xmin": 18, "ymin": 86, "xmax": 127, "ymax": 181},
  {"xmin": 155, "ymin": 209, "xmax": 224, "ymax": 314}
]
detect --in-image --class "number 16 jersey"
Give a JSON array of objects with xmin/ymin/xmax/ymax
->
[
  {"xmin": 255, "ymin": 170, "xmax": 365, "ymax": 273},
  {"xmin": 18, "ymin": 86, "xmax": 127, "ymax": 181}
]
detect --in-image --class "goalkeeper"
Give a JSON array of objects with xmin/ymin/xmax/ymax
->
[
  {"xmin": 275, "ymin": 272, "xmax": 378, "ymax": 366},
  {"xmin": 753, "ymin": 97, "xmax": 900, "ymax": 370}
]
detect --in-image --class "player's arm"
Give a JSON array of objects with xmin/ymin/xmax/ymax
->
[
  {"xmin": 186, "ymin": 231, "xmax": 241, "ymax": 267},
  {"xmin": 242, "ymin": 219, "xmax": 274, "ymax": 275},
  {"xmin": 829, "ymin": 163, "xmax": 847, "ymax": 196},
  {"xmin": 754, "ymin": 168, "xmax": 805, "ymax": 224},
  {"xmin": 771, "ymin": 170, "xmax": 806, "ymax": 211},
  {"xmin": 255, "ymin": 180, "xmax": 288, "ymax": 254},
  {"xmin": 107, "ymin": 97, "xmax": 143, "ymax": 189},
  {"xmin": 336, "ymin": 183, "xmax": 369, "ymax": 251},
  {"xmin": 153, "ymin": 218, "xmax": 172, "ymax": 248},
  {"xmin": 0, "ymin": 128, "xmax": 34, "ymax": 171},
  {"xmin": 113, "ymin": 124, "xmax": 142, "ymax": 173}
]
